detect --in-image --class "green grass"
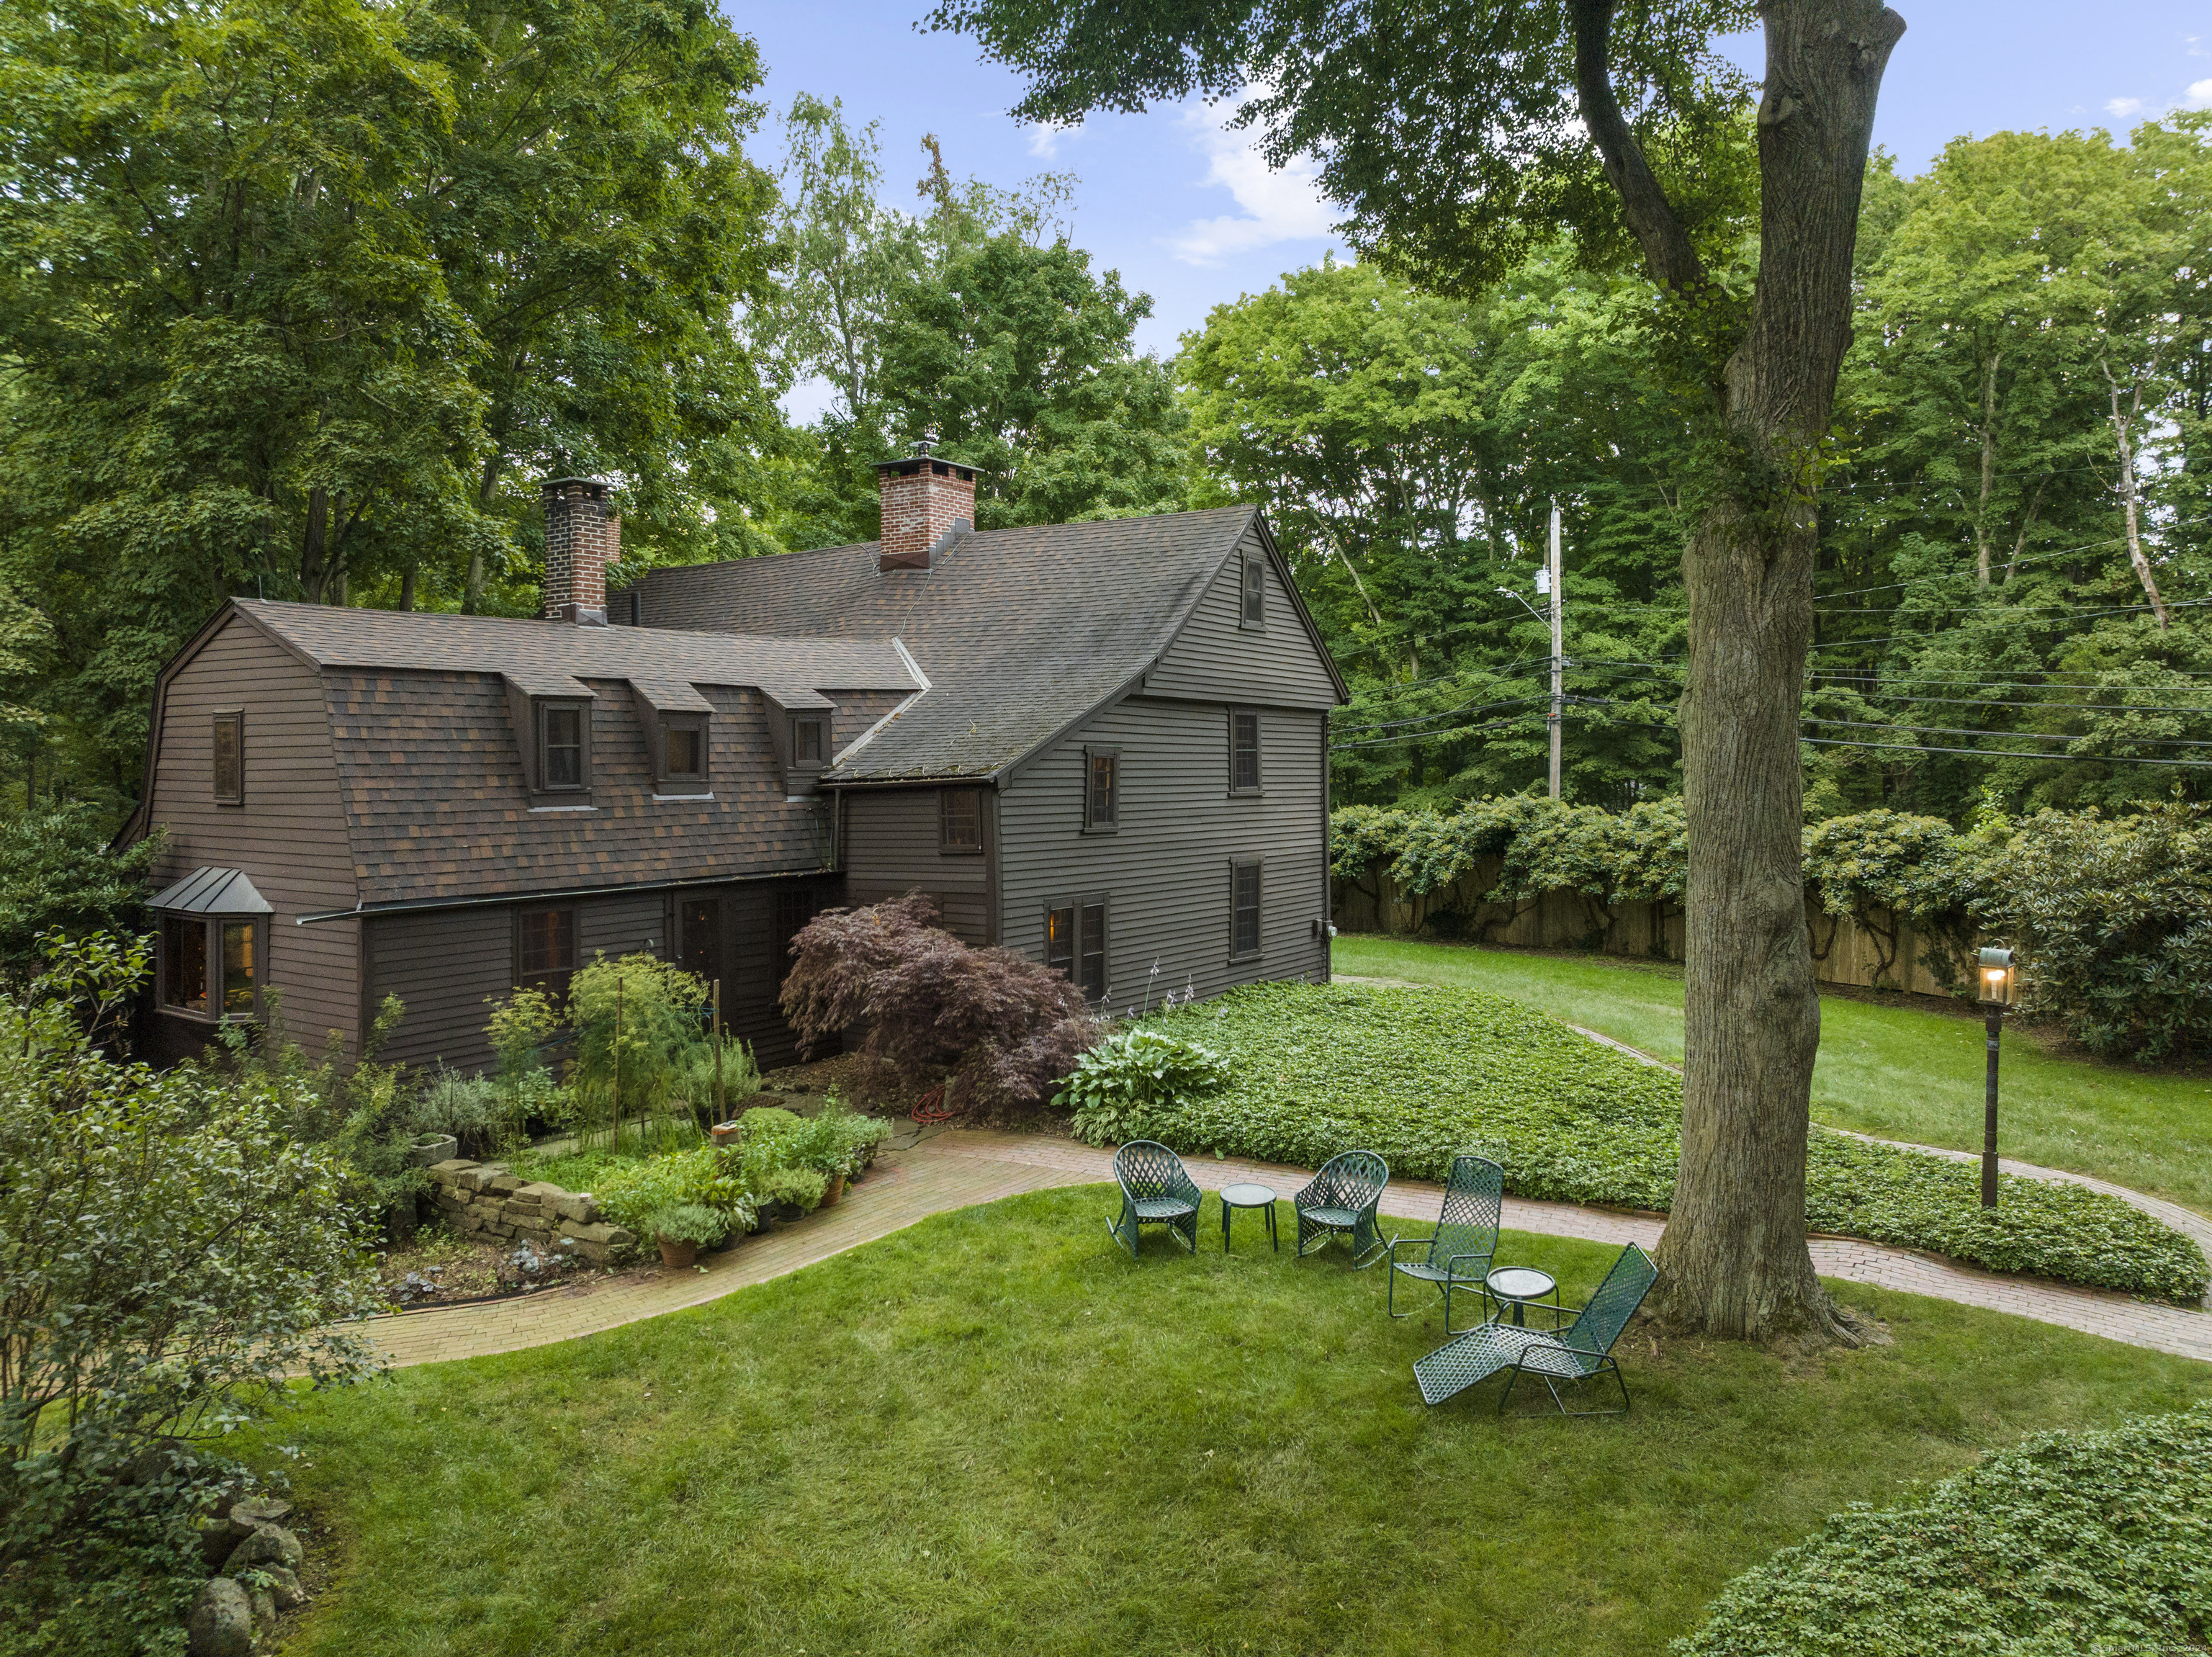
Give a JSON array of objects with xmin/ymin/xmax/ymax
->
[
  {"xmin": 263, "ymin": 1189, "xmax": 2208, "ymax": 1657},
  {"xmin": 1335, "ymin": 933, "xmax": 2212, "ymax": 1217}
]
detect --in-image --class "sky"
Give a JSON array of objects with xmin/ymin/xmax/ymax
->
[{"xmin": 738, "ymin": 1, "xmax": 2212, "ymax": 417}]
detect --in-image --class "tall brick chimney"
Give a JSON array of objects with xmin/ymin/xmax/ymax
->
[
  {"xmin": 542, "ymin": 477, "xmax": 621, "ymax": 620},
  {"xmin": 876, "ymin": 441, "xmax": 976, "ymax": 572}
]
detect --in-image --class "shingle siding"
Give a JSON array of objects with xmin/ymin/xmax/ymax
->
[
  {"xmin": 997, "ymin": 696, "xmax": 1331, "ymax": 1008},
  {"xmin": 143, "ymin": 613, "xmax": 361, "ymax": 1063}
]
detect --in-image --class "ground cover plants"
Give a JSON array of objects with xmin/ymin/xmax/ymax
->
[
  {"xmin": 1333, "ymin": 932, "xmax": 2212, "ymax": 1217},
  {"xmin": 1118, "ymin": 983, "xmax": 2208, "ymax": 1301},
  {"xmin": 247, "ymin": 1188, "xmax": 2209, "ymax": 1657},
  {"xmin": 1678, "ymin": 1400, "xmax": 2212, "ymax": 1655}
]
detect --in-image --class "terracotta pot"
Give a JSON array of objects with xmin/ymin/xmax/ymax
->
[
  {"xmin": 656, "ymin": 1235, "xmax": 700, "ymax": 1270},
  {"xmin": 709, "ymin": 1121, "xmax": 742, "ymax": 1149},
  {"xmin": 819, "ymin": 1172, "xmax": 847, "ymax": 1208}
]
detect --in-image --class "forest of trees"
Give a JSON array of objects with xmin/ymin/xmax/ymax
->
[{"xmin": 3, "ymin": 0, "xmax": 2206, "ymax": 838}]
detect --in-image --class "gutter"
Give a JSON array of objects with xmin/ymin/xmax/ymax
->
[{"xmin": 295, "ymin": 866, "xmax": 833, "ymax": 925}]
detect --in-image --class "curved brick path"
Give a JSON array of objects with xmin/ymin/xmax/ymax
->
[{"xmin": 363, "ymin": 1126, "xmax": 2212, "ymax": 1372}]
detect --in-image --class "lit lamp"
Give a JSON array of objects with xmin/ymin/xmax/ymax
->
[{"xmin": 1978, "ymin": 946, "xmax": 2016, "ymax": 1208}]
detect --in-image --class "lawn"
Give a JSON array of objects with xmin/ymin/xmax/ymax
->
[
  {"xmin": 264, "ymin": 1189, "xmax": 2208, "ymax": 1657},
  {"xmin": 1334, "ymin": 933, "xmax": 2212, "ymax": 1217}
]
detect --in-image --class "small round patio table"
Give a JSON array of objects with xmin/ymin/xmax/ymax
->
[
  {"xmin": 1218, "ymin": 1183, "xmax": 1279, "ymax": 1253},
  {"xmin": 1485, "ymin": 1265, "xmax": 1559, "ymax": 1327}
]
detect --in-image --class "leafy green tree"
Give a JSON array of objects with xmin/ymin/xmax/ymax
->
[
  {"xmin": 0, "ymin": 806, "xmax": 160, "ymax": 980},
  {"xmin": 0, "ymin": 935, "xmax": 381, "ymax": 1651},
  {"xmin": 0, "ymin": 0, "xmax": 784, "ymax": 807},
  {"xmin": 932, "ymin": 0, "xmax": 1905, "ymax": 1345}
]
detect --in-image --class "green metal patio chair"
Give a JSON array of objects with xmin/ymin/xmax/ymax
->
[
  {"xmin": 1106, "ymin": 1140, "xmax": 1202, "ymax": 1258},
  {"xmin": 1386, "ymin": 1154, "xmax": 1503, "ymax": 1330},
  {"xmin": 1411, "ymin": 1242, "xmax": 1658, "ymax": 1415},
  {"xmin": 1292, "ymin": 1150, "xmax": 1390, "ymax": 1267}
]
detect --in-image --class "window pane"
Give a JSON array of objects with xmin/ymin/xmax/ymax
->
[
  {"xmin": 1079, "ymin": 903, "xmax": 1106, "ymax": 1000},
  {"xmin": 163, "ymin": 915, "xmax": 207, "ymax": 1012},
  {"xmin": 542, "ymin": 706, "xmax": 583, "ymax": 787},
  {"xmin": 1232, "ymin": 712, "xmax": 1260, "ymax": 791},
  {"xmin": 212, "ymin": 714, "xmax": 243, "ymax": 803},
  {"xmin": 942, "ymin": 789, "xmax": 981, "ymax": 848},
  {"xmin": 1046, "ymin": 907, "xmax": 1075, "ymax": 978},
  {"xmin": 222, "ymin": 922, "xmax": 256, "ymax": 1015},
  {"xmin": 666, "ymin": 725, "xmax": 702, "ymax": 778},
  {"xmin": 1233, "ymin": 863, "xmax": 1262, "ymax": 956},
  {"xmin": 796, "ymin": 719, "xmax": 824, "ymax": 763},
  {"xmin": 1088, "ymin": 754, "xmax": 1116, "ymax": 825},
  {"xmin": 1242, "ymin": 560, "xmax": 1264, "ymax": 623},
  {"xmin": 518, "ymin": 906, "xmax": 575, "ymax": 980}
]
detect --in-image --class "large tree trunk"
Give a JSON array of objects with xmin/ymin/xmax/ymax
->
[{"xmin": 1645, "ymin": 0, "xmax": 1903, "ymax": 1344}]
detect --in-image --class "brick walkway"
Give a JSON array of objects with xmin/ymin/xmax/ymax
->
[{"xmin": 363, "ymin": 1126, "xmax": 2212, "ymax": 1371}]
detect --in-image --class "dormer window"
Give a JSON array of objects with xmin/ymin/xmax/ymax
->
[
  {"xmin": 538, "ymin": 703, "xmax": 588, "ymax": 790},
  {"xmin": 794, "ymin": 716, "xmax": 825, "ymax": 765},
  {"xmin": 659, "ymin": 714, "xmax": 709, "ymax": 789}
]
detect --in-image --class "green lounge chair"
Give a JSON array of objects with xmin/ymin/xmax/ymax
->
[
  {"xmin": 1386, "ymin": 1154, "xmax": 1503, "ymax": 1330},
  {"xmin": 1106, "ymin": 1140, "xmax": 1201, "ymax": 1258},
  {"xmin": 1412, "ymin": 1242, "xmax": 1658, "ymax": 1414},
  {"xmin": 1292, "ymin": 1150, "xmax": 1390, "ymax": 1266}
]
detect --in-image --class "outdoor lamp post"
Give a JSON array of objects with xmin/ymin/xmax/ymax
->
[{"xmin": 1978, "ymin": 946, "xmax": 2016, "ymax": 1208}]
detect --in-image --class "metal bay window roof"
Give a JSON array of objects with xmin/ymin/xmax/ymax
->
[{"xmin": 150, "ymin": 867, "xmax": 274, "ymax": 915}]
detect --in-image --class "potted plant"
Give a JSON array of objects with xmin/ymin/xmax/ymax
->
[
  {"xmin": 408, "ymin": 1132, "xmax": 459, "ymax": 1168},
  {"xmin": 647, "ymin": 1203, "xmax": 728, "ymax": 1270}
]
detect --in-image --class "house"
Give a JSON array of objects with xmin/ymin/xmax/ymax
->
[{"xmin": 128, "ymin": 454, "xmax": 1347, "ymax": 1074}]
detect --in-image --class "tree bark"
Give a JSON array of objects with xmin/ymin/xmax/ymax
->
[
  {"xmin": 1645, "ymin": 0, "xmax": 1903, "ymax": 1344},
  {"xmin": 2103, "ymin": 366, "xmax": 2167, "ymax": 629},
  {"xmin": 1973, "ymin": 349, "xmax": 2001, "ymax": 588}
]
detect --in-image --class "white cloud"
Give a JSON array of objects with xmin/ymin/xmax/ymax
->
[
  {"xmin": 2106, "ymin": 96, "xmax": 2146, "ymax": 117},
  {"xmin": 2190, "ymin": 78, "xmax": 2212, "ymax": 109},
  {"xmin": 1164, "ymin": 99, "xmax": 1337, "ymax": 266},
  {"xmin": 1026, "ymin": 120, "xmax": 1078, "ymax": 160}
]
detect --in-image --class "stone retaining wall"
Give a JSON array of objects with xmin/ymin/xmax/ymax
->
[{"xmin": 426, "ymin": 1159, "xmax": 638, "ymax": 1262}]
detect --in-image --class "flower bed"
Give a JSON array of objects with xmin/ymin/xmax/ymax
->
[
  {"xmin": 1676, "ymin": 1401, "xmax": 2212, "ymax": 1655},
  {"xmin": 1115, "ymin": 982, "xmax": 2208, "ymax": 1301}
]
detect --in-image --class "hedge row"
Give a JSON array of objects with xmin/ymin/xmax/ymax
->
[
  {"xmin": 1331, "ymin": 795, "xmax": 2212, "ymax": 1058},
  {"xmin": 1125, "ymin": 983, "xmax": 2208, "ymax": 1302},
  {"xmin": 1675, "ymin": 1401, "xmax": 2212, "ymax": 1655}
]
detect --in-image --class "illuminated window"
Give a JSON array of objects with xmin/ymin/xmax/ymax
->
[
  {"xmin": 222, "ymin": 921, "xmax": 257, "ymax": 1015},
  {"xmin": 1084, "ymin": 748, "xmax": 1118, "ymax": 830},
  {"xmin": 163, "ymin": 915, "xmax": 208, "ymax": 1013},
  {"xmin": 1045, "ymin": 902, "xmax": 1108, "ymax": 1001}
]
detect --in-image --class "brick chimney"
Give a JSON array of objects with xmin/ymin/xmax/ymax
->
[
  {"xmin": 542, "ymin": 477, "xmax": 621, "ymax": 620},
  {"xmin": 876, "ymin": 441, "xmax": 976, "ymax": 572}
]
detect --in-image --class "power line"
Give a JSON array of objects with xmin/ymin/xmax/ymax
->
[
  {"xmin": 1807, "ymin": 690, "xmax": 2212, "ymax": 716},
  {"xmin": 1799, "ymin": 735, "xmax": 2212, "ymax": 771},
  {"xmin": 1802, "ymin": 716, "xmax": 2212, "ymax": 750}
]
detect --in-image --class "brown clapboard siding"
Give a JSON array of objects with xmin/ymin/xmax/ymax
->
[
  {"xmin": 997, "ymin": 694, "xmax": 1331, "ymax": 1010},
  {"xmin": 842, "ymin": 786, "xmax": 994, "ymax": 946},
  {"xmin": 1143, "ymin": 524, "xmax": 1341, "ymax": 710},
  {"xmin": 142, "ymin": 611, "xmax": 361, "ymax": 1062}
]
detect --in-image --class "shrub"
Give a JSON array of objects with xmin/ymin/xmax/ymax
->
[
  {"xmin": 1675, "ymin": 1401, "xmax": 2212, "ymax": 1656},
  {"xmin": 0, "ymin": 935, "xmax": 382, "ymax": 1651},
  {"xmin": 1135, "ymin": 982, "xmax": 2208, "ymax": 1301},
  {"xmin": 484, "ymin": 984, "xmax": 570, "ymax": 1128},
  {"xmin": 590, "ymin": 1146, "xmax": 725, "ymax": 1236},
  {"xmin": 779, "ymin": 892, "xmax": 1100, "ymax": 1114},
  {"xmin": 405, "ymin": 1066, "xmax": 513, "ymax": 1159},
  {"xmin": 1059, "ymin": 1029, "xmax": 1234, "ymax": 1146},
  {"xmin": 740, "ymin": 1098, "xmax": 890, "ymax": 1180},
  {"xmin": 0, "ymin": 805, "xmax": 161, "ymax": 983},
  {"xmin": 566, "ymin": 953, "xmax": 713, "ymax": 1148},
  {"xmin": 1973, "ymin": 799, "xmax": 2212, "ymax": 1057},
  {"xmin": 755, "ymin": 1166, "xmax": 830, "ymax": 1212},
  {"xmin": 645, "ymin": 1203, "xmax": 729, "ymax": 1247}
]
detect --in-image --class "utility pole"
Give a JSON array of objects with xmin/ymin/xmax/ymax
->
[{"xmin": 1547, "ymin": 503, "xmax": 1563, "ymax": 800}]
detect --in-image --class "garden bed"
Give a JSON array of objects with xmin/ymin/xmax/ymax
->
[{"xmin": 1099, "ymin": 982, "xmax": 2211, "ymax": 1301}]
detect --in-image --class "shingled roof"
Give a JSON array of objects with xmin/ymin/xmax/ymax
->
[
  {"xmin": 232, "ymin": 600, "xmax": 921, "ymax": 702},
  {"xmin": 621, "ymin": 506, "xmax": 1306, "ymax": 783}
]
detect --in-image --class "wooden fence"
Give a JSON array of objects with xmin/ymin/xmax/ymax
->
[{"xmin": 1330, "ymin": 860, "xmax": 1976, "ymax": 997}]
